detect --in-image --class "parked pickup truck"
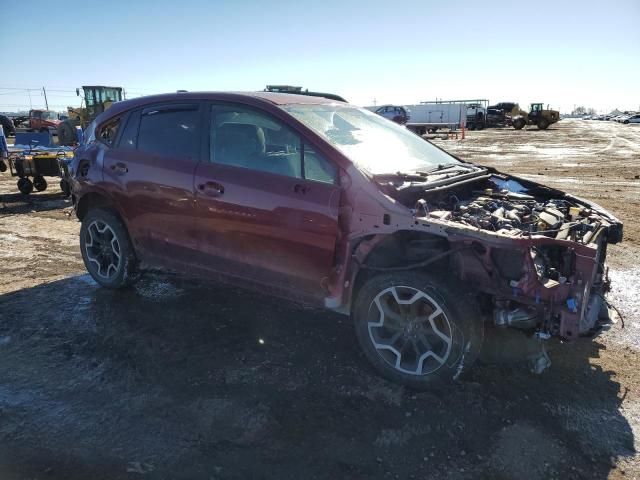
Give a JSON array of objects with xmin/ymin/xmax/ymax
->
[{"xmin": 23, "ymin": 109, "xmax": 61, "ymax": 134}]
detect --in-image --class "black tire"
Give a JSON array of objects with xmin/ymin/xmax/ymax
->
[
  {"xmin": 352, "ymin": 271, "xmax": 483, "ymax": 389},
  {"xmin": 80, "ymin": 208, "xmax": 139, "ymax": 289},
  {"xmin": 537, "ymin": 118, "xmax": 550, "ymax": 130},
  {"xmin": 513, "ymin": 118, "xmax": 526, "ymax": 130},
  {"xmin": 0, "ymin": 160, "xmax": 6, "ymax": 173},
  {"xmin": 57, "ymin": 120, "xmax": 76, "ymax": 146},
  {"xmin": 33, "ymin": 175, "xmax": 47, "ymax": 191},
  {"xmin": 59, "ymin": 178, "xmax": 71, "ymax": 197},
  {"xmin": 17, "ymin": 177, "xmax": 33, "ymax": 194},
  {"xmin": 623, "ymin": 120, "xmax": 629, "ymax": 124}
]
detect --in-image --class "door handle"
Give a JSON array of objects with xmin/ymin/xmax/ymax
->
[
  {"xmin": 294, "ymin": 184, "xmax": 309, "ymax": 194},
  {"xmin": 198, "ymin": 181, "xmax": 225, "ymax": 197},
  {"xmin": 110, "ymin": 162, "xmax": 128, "ymax": 174}
]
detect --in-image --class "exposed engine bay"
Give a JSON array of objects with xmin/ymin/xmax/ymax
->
[
  {"xmin": 388, "ymin": 173, "xmax": 611, "ymax": 245},
  {"xmin": 373, "ymin": 165, "xmax": 623, "ymax": 354}
]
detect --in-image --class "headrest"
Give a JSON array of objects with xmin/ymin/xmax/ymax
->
[{"xmin": 217, "ymin": 123, "xmax": 265, "ymax": 154}]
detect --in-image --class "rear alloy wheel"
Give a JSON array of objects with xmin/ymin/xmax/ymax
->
[
  {"xmin": 17, "ymin": 177, "xmax": 33, "ymax": 195},
  {"xmin": 353, "ymin": 272, "xmax": 483, "ymax": 389},
  {"xmin": 80, "ymin": 208, "xmax": 138, "ymax": 288},
  {"xmin": 33, "ymin": 175, "xmax": 47, "ymax": 191}
]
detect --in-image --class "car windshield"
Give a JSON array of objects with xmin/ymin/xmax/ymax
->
[
  {"xmin": 42, "ymin": 111, "xmax": 58, "ymax": 120},
  {"xmin": 282, "ymin": 104, "xmax": 459, "ymax": 175}
]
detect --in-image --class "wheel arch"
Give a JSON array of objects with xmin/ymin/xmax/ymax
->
[
  {"xmin": 347, "ymin": 230, "xmax": 454, "ymax": 313},
  {"xmin": 75, "ymin": 191, "xmax": 122, "ymax": 221}
]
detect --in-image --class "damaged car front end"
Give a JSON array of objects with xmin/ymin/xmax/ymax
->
[
  {"xmin": 284, "ymin": 103, "xmax": 623, "ymax": 386},
  {"xmin": 346, "ymin": 164, "xmax": 621, "ymax": 382},
  {"xmin": 388, "ymin": 166, "xmax": 622, "ymax": 342}
]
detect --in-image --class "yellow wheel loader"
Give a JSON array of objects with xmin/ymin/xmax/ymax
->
[
  {"xmin": 57, "ymin": 86, "xmax": 123, "ymax": 145},
  {"xmin": 512, "ymin": 103, "xmax": 559, "ymax": 130}
]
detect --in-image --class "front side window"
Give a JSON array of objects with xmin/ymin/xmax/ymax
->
[
  {"xmin": 304, "ymin": 144, "xmax": 336, "ymax": 184},
  {"xmin": 137, "ymin": 104, "xmax": 200, "ymax": 160},
  {"xmin": 211, "ymin": 106, "xmax": 302, "ymax": 178},
  {"xmin": 42, "ymin": 111, "xmax": 57, "ymax": 120},
  {"xmin": 283, "ymin": 104, "xmax": 458, "ymax": 175},
  {"xmin": 210, "ymin": 105, "xmax": 338, "ymax": 184}
]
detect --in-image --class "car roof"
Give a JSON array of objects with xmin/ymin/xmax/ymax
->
[{"xmin": 98, "ymin": 91, "xmax": 344, "ymax": 123}]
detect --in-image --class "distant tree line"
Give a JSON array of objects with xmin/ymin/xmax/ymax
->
[{"xmin": 571, "ymin": 106, "xmax": 597, "ymax": 116}]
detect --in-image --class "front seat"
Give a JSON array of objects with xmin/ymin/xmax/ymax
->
[
  {"xmin": 215, "ymin": 123, "xmax": 298, "ymax": 177},
  {"xmin": 215, "ymin": 123, "xmax": 266, "ymax": 170}
]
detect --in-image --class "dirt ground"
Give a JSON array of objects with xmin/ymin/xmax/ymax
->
[{"xmin": 0, "ymin": 119, "xmax": 638, "ymax": 479}]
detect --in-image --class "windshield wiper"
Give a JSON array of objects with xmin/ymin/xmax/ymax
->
[
  {"xmin": 372, "ymin": 171, "xmax": 427, "ymax": 182},
  {"xmin": 372, "ymin": 164, "xmax": 478, "ymax": 184},
  {"xmin": 415, "ymin": 163, "xmax": 475, "ymax": 176}
]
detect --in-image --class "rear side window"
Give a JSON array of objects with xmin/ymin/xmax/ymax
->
[{"xmin": 137, "ymin": 104, "xmax": 200, "ymax": 160}]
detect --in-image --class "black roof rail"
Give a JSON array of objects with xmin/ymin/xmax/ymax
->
[{"xmin": 264, "ymin": 85, "xmax": 347, "ymax": 103}]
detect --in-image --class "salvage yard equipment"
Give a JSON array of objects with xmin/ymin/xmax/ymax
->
[
  {"xmin": 511, "ymin": 103, "xmax": 559, "ymax": 130},
  {"xmin": 57, "ymin": 86, "xmax": 123, "ymax": 145},
  {"xmin": 5, "ymin": 137, "xmax": 74, "ymax": 195}
]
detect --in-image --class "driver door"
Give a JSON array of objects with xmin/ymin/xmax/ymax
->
[{"xmin": 192, "ymin": 103, "xmax": 341, "ymax": 302}]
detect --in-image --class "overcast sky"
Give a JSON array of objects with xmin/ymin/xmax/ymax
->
[{"xmin": 2, "ymin": 0, "xmax": 639, "ymax": 113}]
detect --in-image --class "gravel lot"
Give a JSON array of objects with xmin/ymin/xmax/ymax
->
[{"xmin": 0, "ymin": 119, "xmax": 638, "ymax": 479}]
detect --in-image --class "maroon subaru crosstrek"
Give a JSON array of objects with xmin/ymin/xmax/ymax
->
[{"xmin": 70, "ymin": 91, "xmax": 623, "ymax": 388}]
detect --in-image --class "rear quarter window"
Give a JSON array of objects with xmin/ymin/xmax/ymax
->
[
  {"xmin": 117, "ymin": 111, "xmax": 140, "ymax": 149},
  {"xmin": 97, "ymin": 118, "xmax": 120, "ymax": 147}
]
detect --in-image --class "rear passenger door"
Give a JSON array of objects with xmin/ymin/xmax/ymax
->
[
  {"xmin": 192, "ymin": 103, "xmax": 341, "ymax": 301},
  {"xmin": 101, "ymin": 102, "xmax": 204, "ymax": 264}
]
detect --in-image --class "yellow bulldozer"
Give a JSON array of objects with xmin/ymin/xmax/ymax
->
[
  {"xmin": 57, "ymin": 86, "xmax": 123, "ymax": 145},
  {"xmin": 511, "ymin": 103, "xmax": 559, "ymax": 130}
]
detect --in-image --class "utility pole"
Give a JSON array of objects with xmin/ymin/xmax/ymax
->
[{"xmin": 42, "ymin": 87, "xmax": 49, "ymax": 109}]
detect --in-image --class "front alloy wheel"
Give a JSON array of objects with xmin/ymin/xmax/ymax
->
[
  {"xmin": 353, "ymin": 272, "xmax": 482, "ymax": 388},
  {"xmin": 368, "ymin": 286, "xmax": 453, "ymax": 376}
]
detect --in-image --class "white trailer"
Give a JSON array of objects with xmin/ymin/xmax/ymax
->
[{"xmin": 405, "ymin": 102, "xmax": 467, "ymax": 135}]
